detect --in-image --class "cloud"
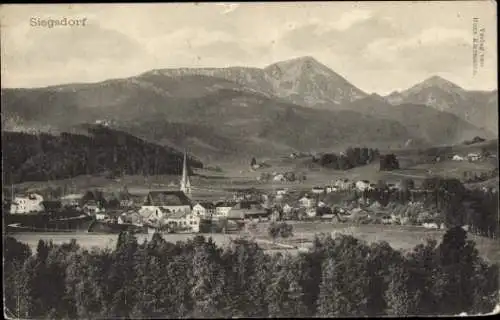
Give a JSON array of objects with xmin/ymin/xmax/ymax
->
[{"xmin": 334, "ymin": 9, "xmax": 372, "ymax": 30}]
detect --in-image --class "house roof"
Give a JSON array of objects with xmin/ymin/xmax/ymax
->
[
  {"xmin": 215, "ymin": 201, "xmax": 237, "ymax": 208},
  {"xmin": 196, "ymin": 202, "xmax": 216, "ymax": 209},
  {"xmin": 42, "ymin": 201, "xmax": 62, "ymax": 210},
  {"xmin": 145, "ymin": 191, "xmax": 191, "ymax": 206},
  {"xmin": 61, "ymin": 193, "xmax": 84, "ymax": 200},
  {"xmin": 165, "ymin": 211, "xmax": 189, "ymax": 219}
]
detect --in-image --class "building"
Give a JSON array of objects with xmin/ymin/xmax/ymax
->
[
  {"xmin": 60, "ymin": 193, "xmax": 84, "ymax": 207},
  {"xmin": 355, "ymin": 180, "xmax": 371, "ymax": 192},
  {"xmin": 192, "ymin": 202, "xmax": 216, "ymax": 218},
  {"xmin": 164, "ymin": 211, "xmax": 201, "ymax": 233},
  {"xmin": 228, "ymin": 201, "xmax": 269, "ymax": 220},
  {"xmin": 214, "ymin": 201, "xmax": 237, "ymax": 218},
  {"xmin": 42, "ymin": 200, "xmax": 62, "ymax": 214},
  {"xmin": 298, "ymin": 194, "xmax": 316, "ymax": 208},
  {"xmin": 311, "ymin": 186, "xmax": 324, "ymax": 194},
  {"xmin": 180, "ymin": 150, "xmax": 192, "ymax": 196},
  {"xmin": 467, "ymin": 153, "xmax": 481, "ymax": 161},
  {"xmin": 140, "ymin": 191, "xmax": 192, "ymax": 219},
  {"xmin": 83, "ymin": 200, "xmax": 104, "ymax": 215},
  {"xmin": 9, "ymin": 193, "xmax": 44, "ymax": 214}
]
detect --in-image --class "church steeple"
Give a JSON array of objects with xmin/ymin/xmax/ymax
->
[{"xmin": 180, "ymin": 150, "xmax": 191, "ymax": 196}]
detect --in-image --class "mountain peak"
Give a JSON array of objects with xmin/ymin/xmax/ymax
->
[
  {"xmin": 419, "ymin": 75, "xmax": 464, "ymax": 91},
  {"xmin": 265, "ymin": 55, "xmax": 329, "ymax": 73}
]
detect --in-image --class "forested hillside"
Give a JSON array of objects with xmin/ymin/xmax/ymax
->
[
  {"xmin": 2, "ymin": 125, "xmax": 203, "ymax": 184},
  {"xmin": 4, "ymin": 228, "xmax": 498, "ymax": 318}
]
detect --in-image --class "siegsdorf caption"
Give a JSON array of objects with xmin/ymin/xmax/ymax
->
[{"xmin": 30, "ymin": 17, "xmax": 88, "ymax": 28}]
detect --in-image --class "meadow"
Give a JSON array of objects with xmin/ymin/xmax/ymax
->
[{"xmin": 10, "ymin": 221, "xmax": 500, "ymax": 265}]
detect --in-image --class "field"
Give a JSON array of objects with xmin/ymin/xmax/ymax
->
[
  {"xmin": 10, "ymin": 139, "xmax": 497, "ymax": 203},
  {"xmin": 9, "ymin": 222, "xmax": 500, "ymax": 265}
]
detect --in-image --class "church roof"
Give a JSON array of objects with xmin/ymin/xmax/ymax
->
[{"xmin": 145, "ymin": 191, "xmax": 192, "ymax": 206}]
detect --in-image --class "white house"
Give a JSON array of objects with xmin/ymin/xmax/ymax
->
[
  {"xmin": 276, "ymin": 188, "xmax": 288, "ymax": 196},
  {"xmin": 214, "ymin": 201, "xmax": 237, "ymax": 218},
  {"xmin": 164, "ymin": 211, "xmax": 201, "ymax": 233},
  {"xmin": 192, "ymin": 202, "xmax": 216, "ymax": 218},
  {"xmin": 283, "ymin": 203, "xmax": 293, "ymax": 214},
  {"xmin": 273, "ymin": 174, "xmax": 285, "ymax": 182},
  {"xmin": 9, "ymin": 193, "xmax": 44, "ymax": 214},
  {"xmin": 306, "ymin": 207, "xmax": 316, "ymax": 218},
  {"xmin": 60, "ymin": 193, "xmax": 84, "ymax": 207},
  {"xmin": 299, "ymin": 195, "xmax": 316, "ymax": 208},
  {"xmin": 334, "ymin": 179, "xmax": 352, "ymax": 191},
  {"xmin": 140, "ymin": 191, "xmax": 192, "ymax": 220},
  {"xmin": 83, "ymin": 200, "xmax": 105, "ymax": 215},
  {"xmin": 467, "ymin": 153, "xmax": 481, "ymax": 161},
  {"xmin": 311, "ymin": 187, "xmax": 324, "ymax": 195},
  {"xmin": 355, "ymin": 180, "xmax": 371, "ymax": 192},
  {"xmin": 452, "ymin": 154, "xmax": 465, "ymax": 161},
  {"xmin": 95, "ymin": 212, "xmax": 108, "ymax": 220}
]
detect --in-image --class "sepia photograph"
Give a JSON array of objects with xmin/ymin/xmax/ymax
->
[{"xmin": 1, "ymin": 1, "xmax": 499, "ymax": 318}]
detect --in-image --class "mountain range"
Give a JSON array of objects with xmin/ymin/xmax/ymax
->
[{"xmin": 1, "ymin": 56, "xmax": 497, "ymax": 161}]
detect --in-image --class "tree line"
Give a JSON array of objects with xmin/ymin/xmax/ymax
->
[
  {"xmin": 4, "ymin": 227, "xmax": 498, "ymax": 319},
  {"xmin": 2, "ymin": 125, "xmax": 203, "ymax": 184},
  {"xmin": 350, "ymin": 177, "xmax": 498, "ymax": 239},
  {"xmin": 314, "ymin": 147, "xmax": 380, "ymax": 170}
]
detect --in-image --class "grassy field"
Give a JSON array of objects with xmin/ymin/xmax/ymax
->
[{"xmin": 9, "ymin": 222, "xmax": 500, "ymax": 265}]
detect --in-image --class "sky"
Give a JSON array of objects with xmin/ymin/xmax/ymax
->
[{"xmin": 0, "ymin": 1, "xmax": 497, "ymax": 94}]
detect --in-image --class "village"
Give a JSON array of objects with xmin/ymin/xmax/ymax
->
[{"xmin": 7, "ymin": 150, "xmax": 497, "ymax": 236}]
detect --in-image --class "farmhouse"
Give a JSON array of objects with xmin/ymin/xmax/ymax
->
[
  {"xmin": 83, "ymin": 200, "xmax": 105, "ymax": 215},
  {"xmin": 228, "ymin": 201, "xmax": 269, "ymax": 220},
  {"xmin": 42, "ymin": 200, "xmax": 62, "ymax": 214},
  {"xmin": 298, "ymin": 194, "xmax": 316, "ymax": 208},
  {"xmin": 10, "ymin": 193, "xmax": 44, "ymax": 214},
  {"xmin": 214, "ymin": 201, "xmax": 238, "ymax": 218},
  {"xmin": 355, "ymin": 180, "xmax": 371, "ymax": 192},
  {"xmin": 141, "ymin": 191, "xmax": 192, "ymax": 219},
  {"xmin": 467, "ymin": 153, "xmax": 481, "ymax": 161},
  {"xmin": 192, "ymin": 202, "xmax": 216, "ymax": 218},
  {"xmin": 164, "ymin": 211, "xmax": 201, "ymax": 233},
  {"xmin": 311, "ymin": 186, "xmax": 324, "ymax": 194},
  {"xmin": 60, "ymin": 193, "xmax": 84, "ymax": 207},
  {"xmin": 334, "ymin": 179, "xmax": 352, "ymax": 191}
]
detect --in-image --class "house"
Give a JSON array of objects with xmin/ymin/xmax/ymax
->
[
  {"xmin": 306, "ymin": 207, "xmax": 317, "ymax": 218},
  {"xmin": 95, "ymin": 212, "xmax": 108, "ymax": 220},
  {"xmin": 164, "ymin": 211, "xmax": 201, "ymax": 233},
  {"xmin": 118, "ymin": 211, "xmax": 143, "ymax": 226},
  {"xmin": 325, "ymin": 186, "xmax": 337, "ymax": 193},
  {"xmin": 452, "ymin": 154, "xmax": 465, "ymax": 161},
  {"xmin": 355, "ymin": 180, "xmax": 371, "ymax": 192},
  {"xmin": 214, "ymin": 201, "xmax": 237, "ymax": 218},
  {"xmin": 273, "ymin": 174, "xmax": 285, "ymax": 182},
  {"xmin": 42, "ymin": 200, "xmax": 62, "ymax": 214},
  {"xmin": 311, "ymin": 186, "xmax": 324, "ymax": 195},
  {"xmin": 423, "ymin": 222, "xmax": 439, "ymax": 229},
  {"xmin": 298, "ymin": 194, "xmax": 316, "ymax": 208},
  {"xmin": 334, "ymin": 179, "xmax": 352, "ymax": 191},
  {"xmin": 282, "ymin": 203, "xmax": 293, "ymax": 214},
  {"xmin": 83, "ymin": 200, "xmax": 104, "ymax": 215},
  {"xmin": 9, "ymin": 193, "xmax": 44, "ymax": 214},
  {"xmin": 60, "ymin": 193, "xmax": 84, "ymax": 207},
  {"xmin": 228, "ymin": 201, "xmax": 270, "ymax": 220},
  {"xmin": 276, "ymin": 188, "xmax": 288, "ymax": 196},
  {"xmin": 467, "ymin": 153, "xmax": 481, "ymax": 161},
  {"xmin": 192, "ymin": 202, "xmax": 216, "ymax": 218},
  {"xmin": 141, "ymin": 190, "xmax": 192, "ymax": 219}
]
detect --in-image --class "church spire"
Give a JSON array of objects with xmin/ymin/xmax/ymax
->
[{"xmin": 180, "ymin": 150, "xmax": 191, "ymax": 196}]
